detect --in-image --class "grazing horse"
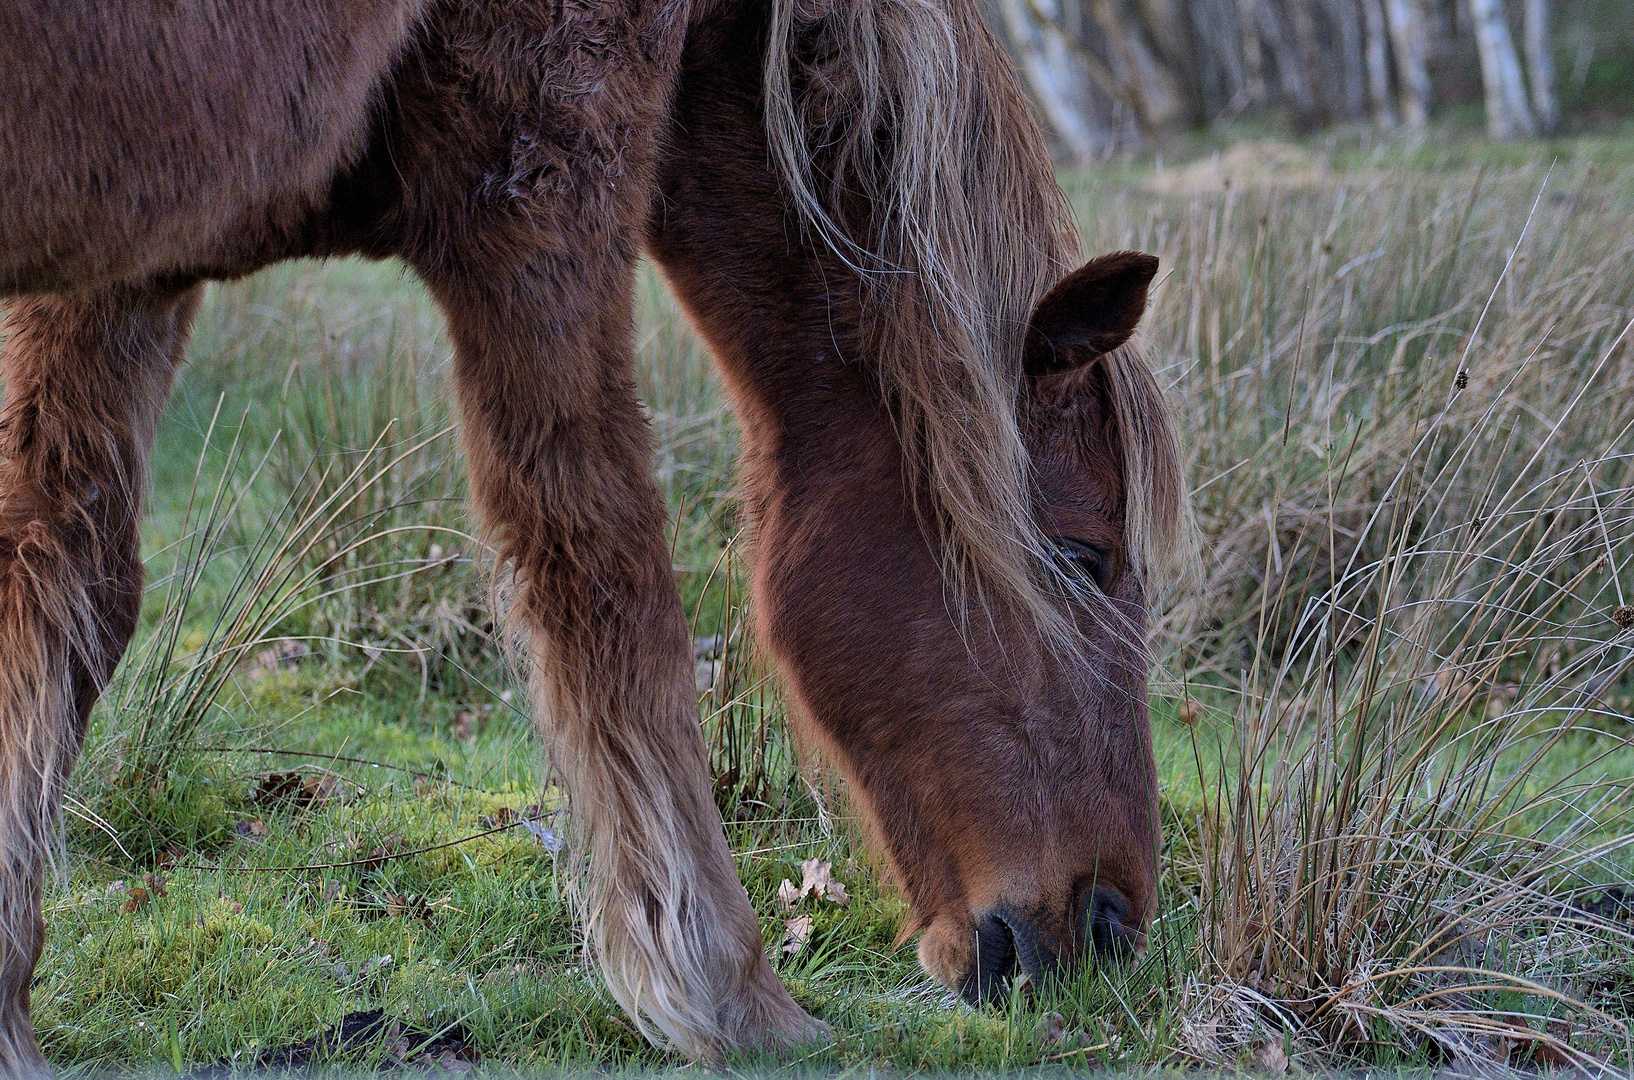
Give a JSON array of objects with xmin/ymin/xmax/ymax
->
[{"xmin": 0, "ymin": 0, "xmax": 1184, "ymax": 1071}]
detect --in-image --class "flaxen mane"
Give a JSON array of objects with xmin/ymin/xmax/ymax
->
[{"xmin": 763, "ymin": 0, "xmax": 1185, "ymax": 644}]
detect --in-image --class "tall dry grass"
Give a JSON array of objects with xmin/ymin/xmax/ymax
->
[
  {"xmin": 78, "ymin": 400, "xmax": 489, "ymax": 860},
  {"xmin": 1071, "ymin": 154, "xmax": 1634, "ymax": 1067}
]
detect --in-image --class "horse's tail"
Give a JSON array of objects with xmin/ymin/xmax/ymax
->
[{"xmin": 762, "ymin": 0, "xmax": 1185, "ymax": 644}]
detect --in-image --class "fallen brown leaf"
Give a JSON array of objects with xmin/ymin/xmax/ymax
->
[
  {"xmin": 798, "ymin": 858, "xmax": 850, "ymax": 906},
  {"xmin": 384, "ymin": 892, "xmax": 433, "ymax": 921},
  {"xmin": 1252, "ymin": 1039, "xmax": 1288, "ymax": 1074},
  {"xmin": 435, "ymin": 1049, "xmax": 473, "ymax": 1073},
  {"xmin": 251, "ymin": 770, "xmax": 348, "ymax": 810},
  {"xmin": 1492, "ymin": 1021, "xmax": 1576, "ymax": 1069},
  {"xmin": 777, "ymin": 878, "xmax": 800, "ymax": 909},
  {"xmin": 351, "ymin": 833, "xmax": 404, "ymax": 870},
  {"xmin": 780, "ymin": 914, "xmax": 814, "ymax": 955},
  {"xmin": 478, "ymin": 804, "xmax": 552, "ymax": 839},
  {"xmin": 122, "ymin": 886, "xmax": 151, "ymax": 913},
  {"xmin": 300, "ymin": 772, "xmax": 345, "ymax": 806},
  {"xmin": 251, "ymin": 771, "xmax": 303, "ymax": 804},
  {"xmin": 1532, "ymin": 1039, "xmax": 1575, "ymax": 1068}
]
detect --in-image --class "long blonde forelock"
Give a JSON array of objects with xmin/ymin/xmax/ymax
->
[{"xmin": 763, "ymin": 0, "xmax": 1187, "ymax": 645}]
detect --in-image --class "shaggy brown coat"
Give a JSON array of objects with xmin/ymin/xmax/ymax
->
[{"xmin": 0, "ymin": 0, "xmax": 1185, "ymax": 1072}]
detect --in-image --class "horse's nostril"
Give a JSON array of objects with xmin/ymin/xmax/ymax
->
[
  {"xmin": 1085, "ymin": 887, "xmax": 1140, "ymax": 960},
  {"xmin": 961, "ymin": 912, "xmax": 1018, "ymax": 1005},
  {"xmin": 959, "ymin": 892, "xmax": 1142, "ymax": 1005}
]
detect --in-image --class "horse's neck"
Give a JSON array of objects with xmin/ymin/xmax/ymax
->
[
  {"xmin": 657, "ymin": 258, "xmax": 906, "ymax": 517},
  {"xmin": 648, "ymin": 4, "xmax": 909, "ymax": 513}
]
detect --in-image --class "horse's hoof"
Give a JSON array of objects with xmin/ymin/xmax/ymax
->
[
  {"xmin": 768, "ymin": 1007, "xmax": 831, "ymax": 1052},
  {"xmin": 707, "ymin": 971, "xmax": 831, "ymax": 1060}
]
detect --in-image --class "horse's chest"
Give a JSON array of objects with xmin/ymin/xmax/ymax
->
[{"xmin": 401, "ymin": 0, "xmax": 692, "ymax": 212}]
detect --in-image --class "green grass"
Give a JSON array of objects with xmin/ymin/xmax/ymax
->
[{"xmin": 31, "ymin": 132, "xmax": 1634, "ymax": 1074}]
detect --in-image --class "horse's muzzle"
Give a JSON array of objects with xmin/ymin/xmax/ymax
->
[
  {"xmin": 959, "ymin": 888, "xmax": 1142, "ymax": 1005},
  {"xmin": 1084, "ymin": 886, "xmax": 1143, "ymax": 958}
]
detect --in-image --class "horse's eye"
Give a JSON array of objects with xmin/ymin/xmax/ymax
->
[{"xmin": 1051, "ymin": 538, "xmax": 1108, "ymax": 590}]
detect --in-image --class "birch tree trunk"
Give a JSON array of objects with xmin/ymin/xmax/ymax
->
[
  {"xmin": 1285, "ymin": 0, "xmax": 1329, "ymax": 123},
  {"xmin": 1469, "ymin": 0, "xmax": 1538, "ymax": 138},
  {"xmin": 1383, "ymin": 0, "xmax": 1432, "ymax": 125},
  {"xmin": 1088, "ymin": 0, "xmax": 1190, "ymax": 132},
  {"xmin": 1523, "ymin": 0, "xmax": 1558, "ymax": 134},
  {"xmin": 1234, "ymin": 0, "xmax": 1267, "ymax": 106},
  {"xmin": 975, "ymin": 0, "xmax": 1561, "ymax": 145},
  {"xmin": 1133, "ymin": 0, "xmax": 1196, "ymax": 75},
  {"xmin": 1362, "ymin": 0, "xmax": 1399, "ymax": 126},
  {"xmin": 994, "ymin": 0, "xmax": 1110, "ymax": 160},
  {"xmin": 1254, "ymin": 0, "xmax": 1317, "ymax": 124},
  {"xmin": 1190, "ymin": 0, "xmax": 1251, "ymax": 115},
  {"xmin": 1322, "ymin": 0, "xmax": 1370, "ymax": 121}
]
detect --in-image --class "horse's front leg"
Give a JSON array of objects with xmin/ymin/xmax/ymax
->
[
  {"xmin": 0, "ymin": 285, "xmax": 200, "ymax": 1077},
  {"xmin": 418, "ymin": 260, "xmax": 821, "ymax": 1059}
]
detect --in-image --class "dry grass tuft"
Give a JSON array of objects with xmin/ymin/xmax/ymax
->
[{"xmin": 1071, "ymin": 158, "xmax": 1634, "ymax": 1068}]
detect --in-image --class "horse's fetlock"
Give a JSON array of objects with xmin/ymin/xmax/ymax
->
[{"xmin": 0, "ymin": 745, "xmax": 50, "ymax": 1077}]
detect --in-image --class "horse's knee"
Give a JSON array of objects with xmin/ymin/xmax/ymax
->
[
  {"xmin": 0, "ymin": 286, "xmax": 192, "ymax": 688},
  {"xmin": 0, "ymin": 465, "xmax": 145, "ymax": 690}
]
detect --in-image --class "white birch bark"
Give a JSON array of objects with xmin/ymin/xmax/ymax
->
[
  {"xmin": 1322, "ymin": 0, "xmax": 1369, "ymax": 121},
  {"xmin": 1469, "ymin": 0, "xmax": 1538, "ymax": 138},
  {"xmin": 1088, "ymin": 0, "xmax": 1189, "ymax": 131},
  {"xmin": 1362, "ymin": 0, "xmax": 1399, "ymax": 126},
  {"xmin": 1523, "ymin": 0, "xmax": 1558, "ymax": 134},
  {"xmin": 1383, "ymin": 0, "xmax": 1432, "ymax": 125},
  {"xmin": 1234, "ymin": 0, "xmax": 1267, "ymax": 106},
  {"xmin": 995, "ymin": 0, "xmax": 1110, "ymax": 161}
]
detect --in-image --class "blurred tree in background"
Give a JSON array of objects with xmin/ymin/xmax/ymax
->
[{"xmin": 984, "ymin": 0, "xmax": 1631, "ymax": 154}]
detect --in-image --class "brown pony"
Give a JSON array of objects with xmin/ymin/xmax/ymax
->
[{"xmin": 0, "ymin": 0, "xmax": 1184, "ymax": 1071}]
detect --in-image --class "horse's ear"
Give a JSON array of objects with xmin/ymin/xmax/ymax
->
[{"xmin": 1023, "ymin": 251, "xmax": 1158, "ymax": 377}]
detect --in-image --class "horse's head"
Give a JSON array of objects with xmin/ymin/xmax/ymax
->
[
  {"xmin": 646, "ymin": 6, "xmax": 1179, "ymax": 1002},
  {"xmin": 753, "ymin": 250, "xmax": 1173, "ymax": 1004}
]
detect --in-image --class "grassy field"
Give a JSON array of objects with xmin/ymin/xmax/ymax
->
[{"xmin": 28, "ymin": 129, "xmax": 1634, "ymax": 1075}]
